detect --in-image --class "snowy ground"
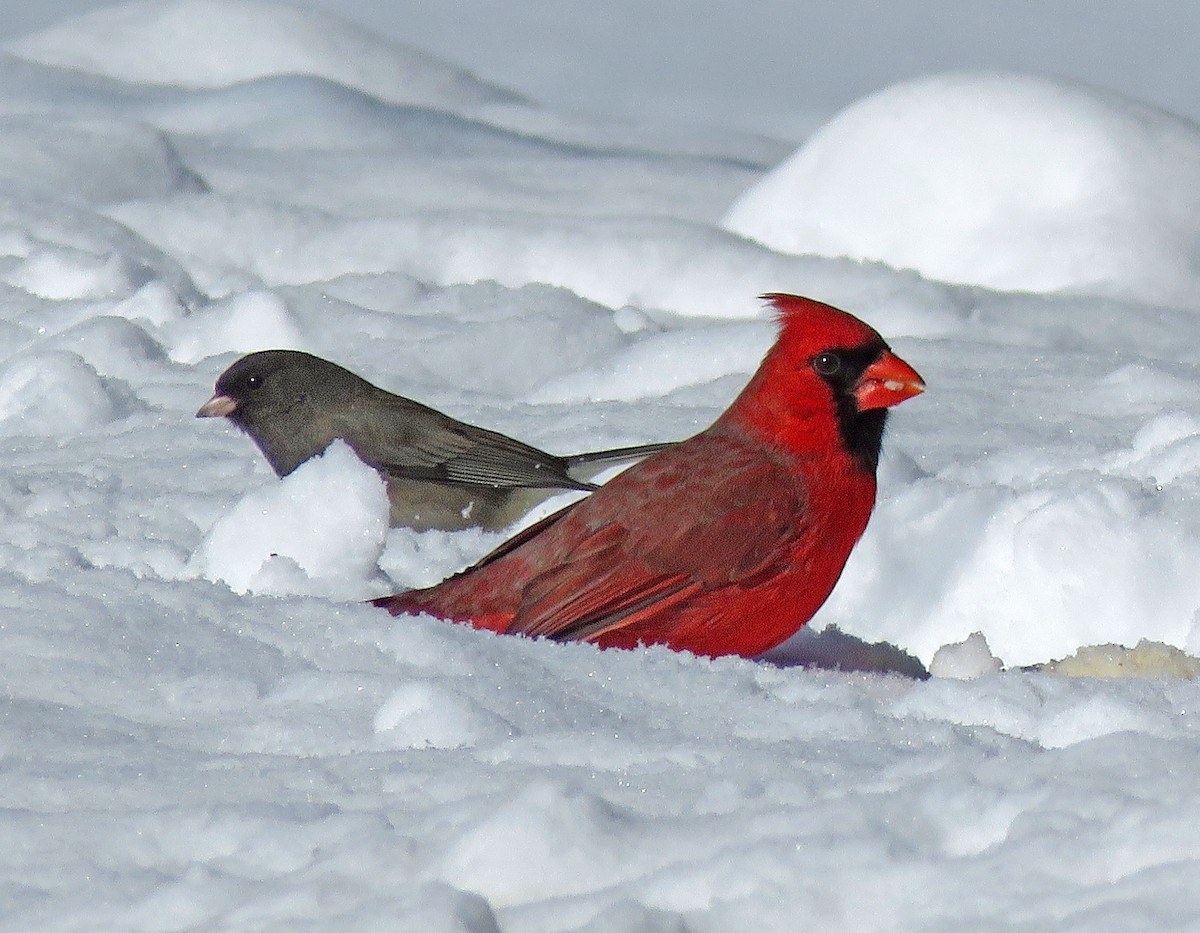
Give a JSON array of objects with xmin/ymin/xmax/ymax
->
[{"xmin": 3, "ymin": 2, "xmax": 1200, "ymax": 930}]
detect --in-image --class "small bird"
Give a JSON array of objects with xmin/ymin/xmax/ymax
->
[
  {"xmin": 374, "ymin": 294, "xmax": 925, "ymax": 658},
  {"xmin": 197, "ymin": 350, "xmax": 672, "ymax": 531}
]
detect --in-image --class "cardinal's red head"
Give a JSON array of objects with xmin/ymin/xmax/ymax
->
[{"xmin": 721, "ymin": 293, "xmax": 924, "ymax": 472}]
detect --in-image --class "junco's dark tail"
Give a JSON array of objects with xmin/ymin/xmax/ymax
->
[
  {"xmin": 563, "ymin": 441, "xmax": 675, "ymax": 485},
  {"xmin": 564, "ymin": 441, "xmax": 675, "ymax": 469}
]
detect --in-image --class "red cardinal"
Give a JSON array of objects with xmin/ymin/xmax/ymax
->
[{"xmin": 374, "ymin": 294, "xmax": 924, "ymax": 658}]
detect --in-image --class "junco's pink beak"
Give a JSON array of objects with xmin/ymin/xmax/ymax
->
[{"xmin": 196, "ymin": 394, "xmax": 238, "ymax": 418}]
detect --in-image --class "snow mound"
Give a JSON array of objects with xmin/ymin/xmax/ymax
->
[
  {"xmin": 396, "ymin": 284, "xmax": 631, "ymax": 397},
  {"xmin": 6, "ymin": 246, "xmax": 150, "ymax": 301},
  {"xmin": 191, "ymin": 440, "xmax": 390, "ymax": 597},
  {"xmin": 724, "ymin": 72, "xmax": 1200, "ymax": 309},
  {"xmin": 0, "ymin": 194, "xmax": 202, "ymax": 308},
  {"xmin": 164, "ymin": 290, "xmax": 307, "ymax": 363},
  {"xmin": 374, "ymin": 680, "xmax": 513, "ymax": 750},
  {"xmin": 438, "ymin": 782, "xmax": 639, "ymax": 905},
  {"xmin": 0, "ymin": 115, "xmax": 205, "ymax": 204},
  {"xmin": 40, "ymin": 316, "xmax": 169, "ymax": 380},
  {"xmin": 825, "ymin": 472, "xmax": 1200, "ymax": 668},
  {"xmin": 529, "ymin": 319, "xmax": 774, "ymax": 403},
  {"xmin": 147, "ymin": 75, "xmax": 560, "ymax": 155},
  {"xmin": 8, "ymin": 0, "xmax": 523, "ymax": 112},
  {"xmin": 0, "ymin": 350, "xmax": 140, "ymax": 434}
]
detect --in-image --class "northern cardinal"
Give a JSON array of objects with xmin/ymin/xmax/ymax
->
[
  {"xmin": 373, "ymin": 294, "xmax": 924, "ymax": 657},
  {"xmin": 197, "ymin": 350, "xmax": 671, "ymax": 531}
]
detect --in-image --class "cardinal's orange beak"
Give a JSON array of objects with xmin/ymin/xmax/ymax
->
[{"xmin": 854, "ymin": 350, "xmax": 925, "ymax": 410}]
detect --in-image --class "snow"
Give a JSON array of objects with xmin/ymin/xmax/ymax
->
[
  {"xmin": 723, "ymin": 72, "xmax": 1200, "ymax": 310},
  {"xmin": 928, "ymin": 632, "xmax": 1004, "ymax": 681},
  {"xmin": 7, "ymin": 0, "xmax": 523, "ymax": 110},
  {"xmin": 2, "ymin": 1, "xmax": 1200, "ymax": 929},
  {"xmin": 191, "ymin": 440, "xmax": 390, "ymax": 598}
]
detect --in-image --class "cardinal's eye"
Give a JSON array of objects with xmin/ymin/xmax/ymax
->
[{"xmin": 812, "ymin": 351, "xmax": 841, "ymax": 376}]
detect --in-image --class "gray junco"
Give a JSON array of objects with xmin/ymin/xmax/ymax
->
[{"xmin": 198, "ymin": 349, "xmax": 672, "ymax": 531}]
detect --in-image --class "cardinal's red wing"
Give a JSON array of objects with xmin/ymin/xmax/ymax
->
[
  {"xmin": 468, "ymin": 498, "xmax": 582, "ymax": 572},
  {"xmin": 507, "ymin": 522, "xmax": 698, "ymax": 642},
  {"xmin": 504, "ymin": 444, "xmax": 806, "ymax": 644}
]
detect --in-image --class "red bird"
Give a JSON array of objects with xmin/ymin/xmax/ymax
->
[{"xmin": 374, "ymin": 294, "xmax": 924, "ymax": 658}]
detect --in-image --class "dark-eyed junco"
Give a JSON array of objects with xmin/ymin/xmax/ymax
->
[{"xmin": 197, "ymin": 349, "xmax": 673, "ymax": 531}]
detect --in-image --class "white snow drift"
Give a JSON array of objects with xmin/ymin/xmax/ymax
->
[{"xmin": 724, "ymin": 71, "xmax": 1200, "ymax": 309}]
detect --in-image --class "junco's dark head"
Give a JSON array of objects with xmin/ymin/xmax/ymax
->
[{"xmin": 196, "ymin": 349, "xmax": 374, "ymax": 477}]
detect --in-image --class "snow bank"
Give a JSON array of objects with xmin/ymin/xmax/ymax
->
[
  {"xmin": 724, "ymin": 72, "xmax": 1200, "ymax": 309},
  {"xmin": 7, "ymin": 0, "xmax": 523, "ymax": 111},
  {"xmin": 826, "ymin": 467, "xmax": 1200, "ymax": 667},
  {"xmin": 109, "ymin": 195, "xmax": 970, "ymax": 327},
  {"xmin": 143, "ymin": 75, "xmax": 550, "ymax": 154}
]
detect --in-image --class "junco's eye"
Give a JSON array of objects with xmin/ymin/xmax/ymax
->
[
  {"xmin": 812, "ymin": 351, "xmax": 841, "ymax": 376},
  {"xmin": 245, "ymin": 375, "xmax": 264, "ymax": 391}
]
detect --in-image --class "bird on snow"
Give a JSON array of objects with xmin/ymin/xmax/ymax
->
[{"xmin": 197, "ymin": 349, "xmax": 672, "ymax": 532}]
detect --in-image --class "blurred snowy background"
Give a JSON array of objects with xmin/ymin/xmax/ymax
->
[
  {"xmin": 3, "ymin": 1, "xmax": 1200, "ymax": 930},
  {"xmin": 9, "ymin": 0, "xmax": 1200, "ymax": 140}
]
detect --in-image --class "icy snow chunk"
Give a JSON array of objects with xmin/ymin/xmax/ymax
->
[
  {"xmin": 374, "ymin": 680, "xmax": 512, "ymax": 749},
  {"xmin": 0, "ymin": 350, "xmax": 139, "ymax": 435},
  {"xmin": 929, "ymin": 632, "xmax": 1003, "ymax": 680},
  {"xmin": 8, "ymin": 0, "xmax": 522, "ymax": 111},
  {"xmin": 164, "ymin": 290, "xmax": 306, "ymax": 363},
  {"xmin": 724, "ymin": 72, "xmax": 1200, "ymax": 309},
  {"xmin": 192, "ymin": 440, "xmax": 389, "ymax": 597},
  {"xmin": 1038, "ymin": 641, "xmax": 1200, "ymax": 680}
]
